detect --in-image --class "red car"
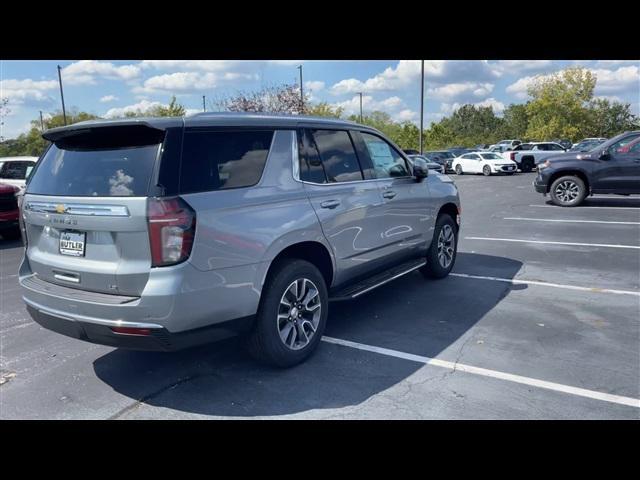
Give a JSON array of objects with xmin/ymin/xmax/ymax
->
[{"xmin": 0, "ymin": 183, "xmax": 22, "ymax": 240}]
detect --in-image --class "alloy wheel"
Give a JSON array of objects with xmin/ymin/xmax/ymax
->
[
  {"xmin": 277, "ymin": 278, "xmax": 322, "ymax": 350},
  {"xmin": 437, "ymin": 224, "xmax": 455, "ymax": 269},
  {"xmin": 554, "ymin": 180, "xmax": 580, "ymax": 203}
]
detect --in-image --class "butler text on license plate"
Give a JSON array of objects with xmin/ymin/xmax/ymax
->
[{"xmin": 60, "ymin": 231, "xmax": 86, "ymax": 256}]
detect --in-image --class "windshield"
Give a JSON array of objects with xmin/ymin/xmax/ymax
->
[{"xmin": 27, "ymin": 143, "xmax": 160, "ymax": 197}]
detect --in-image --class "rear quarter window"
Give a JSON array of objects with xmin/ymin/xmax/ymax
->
[{"xmin": 180, "ymin": 130, "xmax": 274, "ymax": 193}]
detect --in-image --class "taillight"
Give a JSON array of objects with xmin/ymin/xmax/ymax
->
[
  {"xmin": 147, "ymin": 197, "xmax": 196, "ymax": 267},
  {"xmin": 510, "ymin": 152, "xmax": 516, "ymax": 161}
]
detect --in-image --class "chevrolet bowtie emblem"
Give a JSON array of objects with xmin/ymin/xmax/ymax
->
[{"xmin": 55, "ymin": 204, "xmax": 66, "ymax": 214}]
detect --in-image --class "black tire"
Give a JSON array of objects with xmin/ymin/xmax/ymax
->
[
  {"xmin": 420, "ymin": 214, "xmax": 458, "ymax": 279},
  {"xmin": 549, "ymin": 175, "xmax": 587, "ymax": 207},
  {"xmin": 1, "ymin": 228, "xmax": 22, "ymax": 241},
  {"xmin": 455, "ymin": 164, "xmax": 463, "ymax": 175},
  {"xmin": 482, "ymin": 165, "xmax": 491, "ymax": 176},
  {"xmin": 520, "ymin": 158, "xmax": 533, "ymax": 173},
  {"xmin": 247, "ymin": 259, "xmax": 328, "ymax": 368}
]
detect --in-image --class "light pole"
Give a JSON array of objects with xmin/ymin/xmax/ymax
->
[
  {"xmin": 297, "ymin": 65, "xmax": 304, "ymax": 114},
  {"xmin": 40, "ymin": 111, "xmax": 44, "ymax": 132},
  {"xmin": 419, "ymin": 60, "xmax": 424, "ymax": 155},
  {"xmin": 358, "ymin": 92, "xmax": 363, "ymax": 123},
  {"xmin": 202, "ymin": 95, "xmax": 206, "ymax": 112},
  {"xmin": 57, "ymin": 65, "xmax": 67, "ymax": 126}
]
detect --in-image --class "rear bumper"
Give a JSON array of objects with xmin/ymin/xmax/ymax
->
[
  {"xmin": 25, "ymin": 300, "xmax": 252, "ymax": 351},
  {"xmin": 20, "ymin": 253, "xmax": 264, "ymax": 349},
  {"xmin": 0, "ymin": 209, "xmax": 20, "ymax": 230}
]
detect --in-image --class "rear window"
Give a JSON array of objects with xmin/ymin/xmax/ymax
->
[
  {"xmin": 0, "ymin": 161, "xmax": 35, "ymax": 180},
  {"xmin": 180, "ymin": 130, "xmax": 274, "ymax": 193},
  {"xmin": 27, "ymin": 144, "xmax": 159, "ymax": 197}
]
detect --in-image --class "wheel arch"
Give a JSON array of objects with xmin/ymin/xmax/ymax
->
[
  {"xmin": 546, "ymin": 169, "xmax": 591, "ymax": 194},
  {"xmin": 264, "ymin": 241, "xmax": 335, "ymax": 289}
]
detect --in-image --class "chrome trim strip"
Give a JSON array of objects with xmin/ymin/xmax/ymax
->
[
  {"xmin": 351, "ymin": 261, "xmax": 426, "ymax": 298},
  {"xmin": 23, "ymin": 297, "xmax": 162, "ymax": 329},
  {"xmin": 25, "ymin": 202, "xmax": 130, "ymax": 217}
]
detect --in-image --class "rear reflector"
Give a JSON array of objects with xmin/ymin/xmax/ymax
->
[{"xmin": 111, "ymin": 327, "xmax": 152, "ymax": 336}]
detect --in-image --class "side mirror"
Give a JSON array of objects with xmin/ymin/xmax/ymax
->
[
  {"xmin": 599, "ymin": 150, "xmax": 610, "ymax": 160},
  {"xmin": 412, "ymin": 158, "xmax": 429, "ymax": 181}
]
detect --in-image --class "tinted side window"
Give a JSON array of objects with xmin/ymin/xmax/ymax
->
[
  {"xmin": 310, "ymin": 130, "xmax": 363, "ymax": 183},
  {"xmin": 360, "ymin": 132, "xmax": 410, "ymax": 179},
  {"xmin": 608, "ymin": 134, "xmax": 640, "ymax": 155},
  {"xmin": 180, "ymin": 130, "xmax": 273, "ymax": 193},
  {"xmin": 298, "ymin": 129, "xmax": 327, "ymax": 183}
]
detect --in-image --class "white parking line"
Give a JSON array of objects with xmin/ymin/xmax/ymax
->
[
  {"xmin": 465, "ymin": 237, "xmax": 640, "ymax": 250},
  {"xmin": 504, "ymin": 217, "xmax": 640, "ymax": 225},
  {"xmin": 529, "ymin": 204, "xmax": 640, "ymax": 211},
  {"xmin": 449, "ymin": 272, "xmax": 640, "ymax": 296},
  {"xmin": 321, "ymin": 336, "xmax": 640, "ymax": 409}
]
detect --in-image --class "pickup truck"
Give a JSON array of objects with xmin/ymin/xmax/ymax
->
[
  {"xmin": 502, "ymin": 142, "xmax": 567, "ymax": 172},
  {"xmin": 533, "ymin": 131, "xmax": 640, "ymax": 206}
]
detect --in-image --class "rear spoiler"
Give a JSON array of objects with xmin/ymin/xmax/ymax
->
[
  {"xmin": 42, "ymin": 122, "xmax": 175, "ymax": 149},
  {"xmin": 42, "ymin": 118, "xmax": 182, "ymax": 143}
]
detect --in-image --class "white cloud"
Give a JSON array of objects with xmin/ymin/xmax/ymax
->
[
  {"xmin": 592, "ymin": 66, "xmax": 640, "ymax": 94},
  {"xmin": 329, "ymin": 60, "xmax": 501, "ymax": 97},
  {"xmin": 331, "ymin": 95, "xmax": 406, "ymax": 116},
  {"xmin": 506, "ymin": 65, "xmax": 640, "ymax": 100},
  {"xmin": 103, "ymin": 100, "xmax": 164, "ymax": 118},
  {"xmin": 427, "ymin": 82, "xmax": 494, "ymax": 101},
  {"xmin": 505, "ymin": 75, "xmax": 538, "ymax": 99},
  {"xmin": 394, "ymin": 109, "xmax": 418, "ymax": 122},
  {"xmin": 304, "ymin": 80, "xmax": 325, "ymax": 92},
  {"xmin": 491, "ymin": 60, "xmax": 554, "ymax": 75},
  {"xmin": 62, "ymin": 60, "xmax": 141, "ymax": 86},
  {"xmin": 99, "ymin": 95, "xmax": 118, "ymax": 103},
  {"xmin": 0, "ymin": 78, "xmax": 58, "ymax": 105},
  {"xmin": 134, "ymin": 71, "xmax": 257, "ymax": 94}
]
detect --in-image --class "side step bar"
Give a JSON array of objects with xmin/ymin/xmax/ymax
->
[{"xmin": 330, "ymin": 258, "xmax": 426, "ymax": 301}]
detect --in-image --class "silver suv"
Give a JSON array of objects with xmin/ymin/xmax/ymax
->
[{"xmin": 19, "ymin": 113, "xmax": 461, "ymax": 367}]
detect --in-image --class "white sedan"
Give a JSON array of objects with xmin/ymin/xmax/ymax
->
[{"xmin": 452, "ymin": 152, "xmax": 518, "ymax": 176}]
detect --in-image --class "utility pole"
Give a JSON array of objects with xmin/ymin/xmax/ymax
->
[
  {"xmin": 40, "ymin": 111, "xmax": 44, "ymax": 131},
  {"xmin": 297, "ymin": 65, "xmax": 304, "ymax": 114},
  {"xmin": 202, "ymin": 95, "xmax": 206, "ymax": 112},
  {"xmin": 419, "ymin": 60, "xmax": 424, "ymax": 155},
  {"xmin": 358, "ymin": 92, "xmax": 363, "ymax": 123},
  {"xmin": 57, "ymin": 65, "xmax": 67, "ymax": 125}
]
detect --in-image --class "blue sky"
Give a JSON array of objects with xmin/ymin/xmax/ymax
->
[{"xmin": 1, "ymin": 60, "xmax": 638, "ymax": 139}]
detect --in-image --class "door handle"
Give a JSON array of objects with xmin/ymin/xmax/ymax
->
[
  {"xmin": 382, "ymin": 191, "xmax": 397, "ymax": 199},
  {"xmin": 320, "ymin": 199, "xmax": 341, "ymax": 209}
]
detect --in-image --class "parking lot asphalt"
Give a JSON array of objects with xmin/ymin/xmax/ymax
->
[{"xmin": 1, "ymin": 172, "xmax": 639, "ymax": 419}]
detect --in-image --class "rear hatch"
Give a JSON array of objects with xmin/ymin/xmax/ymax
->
[{"xmin": 22, "ymin": 124, "xmax": 168, "ymax": 296}]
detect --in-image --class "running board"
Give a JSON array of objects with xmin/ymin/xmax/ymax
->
[{"xmin": 329, "ymin": 258, "xmax": 426, "ymax": 301}]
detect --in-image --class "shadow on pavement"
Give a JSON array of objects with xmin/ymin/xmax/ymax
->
[{"xmin": 93, "ymin": 252, "xmax": 523, "ymax": 418}]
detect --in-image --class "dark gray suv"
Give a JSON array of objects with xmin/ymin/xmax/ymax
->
[{"xmin": 20, "ymin": 113, "xmax": 461, "ymax": 367}]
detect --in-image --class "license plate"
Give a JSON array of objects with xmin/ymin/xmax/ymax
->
[{"xmin": 59, "ymin": 231, "xmax": 86, "ymax": 257}]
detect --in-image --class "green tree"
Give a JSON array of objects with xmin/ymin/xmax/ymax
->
[
  {"xmin": 120, "ymin": 96, "xmax": 186, "ymax": 118},
  {"xmin": 305, "ymin": 102, "xmax": 344, "ymax": 118},
  {"xmin": 588, "ymin": 98, "xmax": 639, "ymax": 138},
  {"xmin": 525, "ymin": 68, "xmax": 596, "ymax": 141},
  {"xmin": 499, "ymin": 103, "xmax": 530, "ymax": 140}
]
